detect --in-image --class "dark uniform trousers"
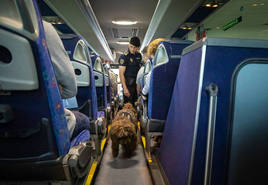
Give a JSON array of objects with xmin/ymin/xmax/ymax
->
[{"xmin": 124, "ymin": 76, "xmax": 137, "ymax": 105}]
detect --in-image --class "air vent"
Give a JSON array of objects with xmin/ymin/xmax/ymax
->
[
  {"xmin": 111, "ymin": 28, "xmax": 139, "ymax": 38},
  {"xmin": 112, "ymin": 28, "xmax": 119, "ymax": 38}
]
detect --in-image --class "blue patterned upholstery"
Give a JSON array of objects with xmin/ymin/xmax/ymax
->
[
  {"xmin": 70, "ymin": 130, "xmax": 90, "ymax": 148},
  {"xmin": 158, "ymin": 38, "xmax": 268, "ymax": 185},
  {"xmin": 148, "ymin": 41, "xmax": 192, "ymax": 121},
  {"xmin": 89, "ymin": 63, "xmax": 98, "ymax": 120},
  {"xmin": 0, "ymin": 1, "xmax": 95, "ymax": 181},
  {"xmin": 0, "ymin": 0, "xmax": 70, "ymax": 160}
]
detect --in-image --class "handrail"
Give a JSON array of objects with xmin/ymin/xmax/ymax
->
[{"xmin": 204, "ymin": 83, "xmax": 218, "ymax": 185}]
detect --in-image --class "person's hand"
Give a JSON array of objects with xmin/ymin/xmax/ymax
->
[{"xmin": 123, "ymin": 88, "xmax": 131, "ymax": 97}]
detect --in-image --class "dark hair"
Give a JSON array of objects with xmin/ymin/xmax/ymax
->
[{"xmin": 130, "ymin": 36, "xmax": 141, "ymax": 47}]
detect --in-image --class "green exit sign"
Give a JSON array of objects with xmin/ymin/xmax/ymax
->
[{"xmin": 222, "ymin": 16, "xmax": 242, "ymax": 31}]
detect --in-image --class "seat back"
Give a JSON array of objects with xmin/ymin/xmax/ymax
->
[
  {"xmin": 158, "ymin": 38, "xmax": 268, "ymax": 185},
  {"xmin": 103, "ymin": 65, "xmax": 112, "ymax": 104},
  {"xmin": 141, "ymin": 58, "xmax": 153, "ymax": 89},
  {"xmin": 62, "ymin": 37, "xmax": 98, "ymax": 119},
  {"xmin": 148, "ymin": 41, "xmax": 192, "ymax": 121},
  {"xmin": 0, "ymin": 0, "xmax": 69, "ymax": 164},
  {"xmin": 92, "ymin": 56, "xmax": 107, "ymax": 110}
]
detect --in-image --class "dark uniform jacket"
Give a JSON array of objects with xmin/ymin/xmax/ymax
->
[
  {"xmin": 118, "ymin": 50, "xmax": 142, "ymax": 79},
  {"xmin": 118, "ymin": 50, "xmax": 142, "ymax": 104}
]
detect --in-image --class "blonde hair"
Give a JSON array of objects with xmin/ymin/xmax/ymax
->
[{"xmin": 147, "ymin": 38, "xmax": 166, "ymax": 57}]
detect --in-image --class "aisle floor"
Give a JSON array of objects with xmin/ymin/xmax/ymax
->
[{"xmin": 94, "ymin": 140, "xmax": 153, "ymax": 185}]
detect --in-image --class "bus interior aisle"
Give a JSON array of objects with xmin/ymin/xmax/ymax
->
[{"xmin": 93, "ymin": 137, "xmax": 153, "ymax": 185}]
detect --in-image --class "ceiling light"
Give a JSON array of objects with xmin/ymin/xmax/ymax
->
[
  {"xmin": 181, "ymin": 25, "xmax": 192, "ymax": 30},
  {"xmin": 205, "ymin": 1, "xmax": 219, "ymax": 8},
  {"xmin": 116, "ymin": 41, "xmax": 129, "ymax": 45},
  {"xmin": 51, "ymin": 21, "xmax": 63, "ymax": 25},
  {"xmin": 112, "ymin": 20, "xmax": 137, "ymax": 25},
  {"xmin": 260, "ymin": 3, "xmax": 264, "ymax": 5},
  {"xmin": 252, "ymin": 3, "xmax": 257, "ymax": 6}
]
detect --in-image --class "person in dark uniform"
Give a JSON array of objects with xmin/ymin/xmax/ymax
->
[{"xmin": 119, "ymin": 36, "xmax": 142, "ymax": 105}]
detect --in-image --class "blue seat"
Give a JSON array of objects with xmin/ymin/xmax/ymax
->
[
  {"xmin": 91, "ymin": 56, "xmax": 114, "ymax": 124},
  {"xmin": 62, "ymin": 37, "xmax": 107, "ymax": 144},
  {"xmin": 91, "ymin": 55, "xmax": 108, "ymax": 111},
  {"xmin": 142, "ymin": 41, "xmax": 192, "ymax": 160},
  {"xmin": 62, "ymin": 36, "xmax": 98, "ymax": 120},
  {"xmin": 158, "ymin": 38, "xmax": 268, "ymax": 185},
  {"xmin": 0, "ymin": 1, "xmax": 92, "ymax": 181},
  {"xmin": 103, "ymin": 65, "xmax": 111, "ymax": 103},
  {"xmin": 146, "ymin": 41, "xmax": 192, "ymax": 132},
  {"xmin": 103, "ymin": 64, "xmax": 116, "ymax": 121}
]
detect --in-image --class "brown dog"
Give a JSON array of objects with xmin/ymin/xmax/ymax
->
[
  {"xmin": 110, "ymin": 103, "xmax": 138, "ymax": 158},
  {"xmin": 115, "ymin": 103, "xmax": 138, "ymax": 124}
]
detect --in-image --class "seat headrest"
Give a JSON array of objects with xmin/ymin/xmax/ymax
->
[
  {"xmin": 73, "ymin": 39, "xmax": 92, "ymax": 66},
  {"xmin": 0, "ymin": 0, "xmax": 39, "ymax": 40},
  {"xmin": 0, "ymin": 28, "xmax": 39, "ymax": 90}
]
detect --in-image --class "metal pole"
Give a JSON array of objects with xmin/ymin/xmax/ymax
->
[{"xmin": 204, "ymin": 83, "xmax": 218, "ymax": 185}]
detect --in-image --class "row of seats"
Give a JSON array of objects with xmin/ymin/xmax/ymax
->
[
  {"xmin": 61, "ymin": 36, "xmax": 116, "ymax": 125},
  {"xmin": 142, "ymin": 37, "xmax": 268, "ymax": 185},
  {"xmin": 61, "ymin": 36, "xmax": 114, "ymax": 143},
  {"xmin": 140, "ymin": 40, "xmax": 193, "ymax": 158},
  {"xmin": 0, "ymin": 1, "xmax": 117, "ymax": 183}
]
